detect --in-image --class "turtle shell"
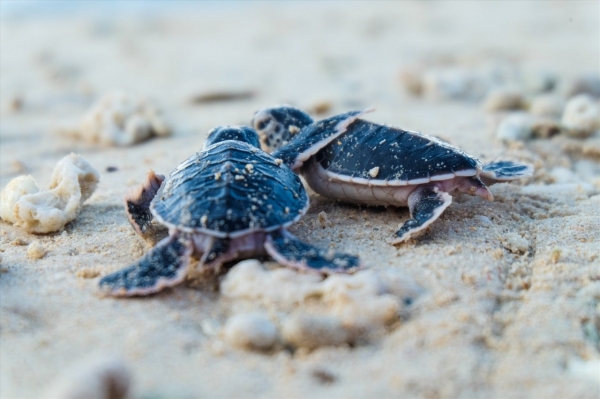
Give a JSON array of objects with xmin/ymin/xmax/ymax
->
[
  {"xmin": 315, "ymin": 119, "xmax": 482, "ymax": 184},
  {"xmin": 151, "ymin": 141, "xmax": 309, "ymax": 238}
]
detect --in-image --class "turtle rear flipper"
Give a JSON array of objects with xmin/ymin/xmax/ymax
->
[
  {"xmin": 391, "ymin": 186, "xmax": 452, "ymax": 244},
  {"xmin": 480, "ymin": 161, "xmax": 533, "ymax": 185},
  {"xmin": 265, "ymin": 230, "xmax": 361, "ymax": 274},
  {"xmin": 273, "ymin": 108, "xmax": 374, "ymax": 170},
  {"xmin": 99, "ymin": 234, "xmax": 191, "ymax": 297},
  {"xmin": 125, "ymin": 170, "xmax": 165, "ymax": 235},
  {"xmin": 200, "ymin": 237, "xmax": 237, "ymax": 270}
]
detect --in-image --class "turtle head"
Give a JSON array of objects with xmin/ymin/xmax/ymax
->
[
  {"xmin": 204, "ymin": 126, "xmax": 261, "ymax": 149},
  {"xmin": 251, "ymin": 106, "xmax": 315, "ymax": 153}
]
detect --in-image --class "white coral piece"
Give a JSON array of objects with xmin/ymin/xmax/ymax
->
[
  {"xmin": 221, "ymin": 260, "xmax": 423, "ymax": 348},
  {"xmin": 0, "ymin": 154, "xmax": 100, "ymax": 233},
  {"xmin": 78, "ymin": 92, "xmax": 171, "ymax": 146}
]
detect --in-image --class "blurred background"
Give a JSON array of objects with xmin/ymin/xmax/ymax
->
[{"xmin": 2, "ymin": 0, "xmax": 598, "ymax": 185}]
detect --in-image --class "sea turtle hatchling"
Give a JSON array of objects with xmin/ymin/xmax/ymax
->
[
  {"xmin": 99, "ymin": 111, "xmax": 368, "ymax": 297},
  {"xmin": 252, "ymin": 106, "xmax": 533, "ymax": 244}
]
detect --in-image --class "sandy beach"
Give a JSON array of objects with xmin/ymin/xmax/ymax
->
[{"xmin": 1, "ymin": 1, "xmax": 599, "ymax": 398}]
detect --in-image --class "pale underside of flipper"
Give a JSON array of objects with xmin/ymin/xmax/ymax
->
[
  {"xmin": 124, "ymin": 170, "xmax": 165, "ymax": 235},
  {"xmin": 391, "ymin": 186, "xmax": 453, "ymax": 244},
  {"xmin": 264, "ymin": 230, "xmax": 361, "ymax": 274},
  {"xmin": 99, "ymin": 233, "xmax": 191, "ymax": 297}
]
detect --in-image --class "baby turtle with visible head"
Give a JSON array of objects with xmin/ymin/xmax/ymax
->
[
  {"xmin": 252, "ymin": 106, "xmax": 533, "ymax": 244},
  {"xmin": 99, "ymin": 111, "xmax": 368, "ymax": 297}
]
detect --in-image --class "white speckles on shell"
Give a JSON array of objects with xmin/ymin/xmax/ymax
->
[
  {"xmin": 562, "ymin": 94, "xmax": 600, "ymax": 138},
  {"xmin": 368, "ymin": 167, "xmax": 380, "ymax": 178},
  {"xmin": 223, "ymin": 312, "xmax": 278, "ymax": 351},
  {"xmin": 288, "ymin": 125, "xmax": 300, "ymax": 134},
  {"xmin": 0, "ymin": 154, "xmax": 100, "ymax": 233},
  {"xmin": 245, "ymin": 163, "xmax": 254, "ymax": 172},
  {"xmin": 275, "ymin": 158, "xmax": 283, "ymax": 166},
  {"xmin": 496, "ymin": 113, "xmax": 534, "ymax": 141},
  {"xmin": 214, "ymin": 172, "xmax": 222, "ymax": 180}
]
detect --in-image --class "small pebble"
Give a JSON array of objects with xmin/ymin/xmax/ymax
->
[
  {"xmin": 530, "ymin": 94, "xmax": 565, "ymax": 119},
  {"xmin": 562, "ymin": 94, "xmax": 600, "ymax": 138},
  {"xmin": 9, "ymin": 96, "xmax": 23, "ymax": 113},
  {"xmin": 27, "ymin": 242, "xmax": 46, "ymax": 259},
  {"xmin": 483, "ymin": 87, "xmax": 524, "ymax": 112},
  {"xmin": 496, "ymin": 113, "xmax": 534, "ymax": 141},
  {"xmin": 45, "ymin": 357, "xmax": 131, "ymax": 399},
  {"xmin": 531, "ymin": 119, "xmax": 563, "ymax": 139},
  {"xmin": 12, "ymin": 238, "xmax": 29, "ymax": 246},
  {"xmin": 520, "ymin": 69, "xmax": 557, "ymax": 94},
  {"xmin": 75, "ymin": 267, "xmax": 100, "ymax": 279},
  {"xmin": 423, "ymin": 69, "xmax": 488, "ymax": 102},
  {"xmin": 105, "ymin": 166, "xmax": 118, "ymax": 173},
  {"xmin": 500, "ymin": 233, "xmax": 529, "ymax": 254},
  {"xmin": 317, "ymin": 211, "xmax": 328, "ymax": 228},
  {"xmin": 550, "ymin": 248, "xmax": 561, "ymax": 264},
  {"xmin": 475, "ymin": 215, "xmax": 492, "ymax": 225},
  {"xmin": 200, "ymin": 318, "xmax": 220, "ymax": 336},
  {"xmin": 308, "ymin": 100, "xmax": 333, "ymax": 115},
  {"xmin": 223, "ymin": 312, "xmax": 278, "ymax": 351},
  {"xmin": 398, "ymin": 66, "xmax": 424, "ymax": 96}
]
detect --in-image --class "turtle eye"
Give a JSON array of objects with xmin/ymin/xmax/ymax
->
[{"xmin": 256, "ymin": 119, "xmax": 270, "ymax": 131}]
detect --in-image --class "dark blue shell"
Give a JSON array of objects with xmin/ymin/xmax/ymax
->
[
  {"xmin": 316, "ymin": 120, "xmax": 481, "ymax": 181},
  {"xmin": 151, "ymin": 141, "xmax": 308, "ymax": 237}
]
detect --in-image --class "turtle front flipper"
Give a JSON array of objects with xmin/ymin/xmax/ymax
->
[
  {"xmin": 99, "ymin": 234, "xmax": 191, "ymax": 297},
  {"xmin": 272, "ymin": 108, "xmax": 374, "ymax": 170},
  {"xmin": 264, "ymin": 230, "xmax": 361, "ymax": 274},
  {"xmin": 480, "ymin": 161, "xmax": 533, "ymax": 185},
  {"xmin": 391, "ymin": 186, "xmax": 453, "ymax": 244},
  {"xmin": 124, "ymin": 170, "xmax": 165, "ymax": 235}
]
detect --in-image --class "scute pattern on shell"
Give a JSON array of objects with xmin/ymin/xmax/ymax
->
[
  {"xmin": 273, "ymin": 110, "xmax": 367, "ymax": 168},
  {"xmin": 151, "ymin": 141, "xmax": 308, "ymax": 236},
  {"xmin": 316, "ymin": 120, "xmax": 481, "ymax": 181}
]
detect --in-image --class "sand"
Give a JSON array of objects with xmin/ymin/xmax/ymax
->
[{"xmin": 1, "ymin": 1, "xmax": 599, "ymax": 398}]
